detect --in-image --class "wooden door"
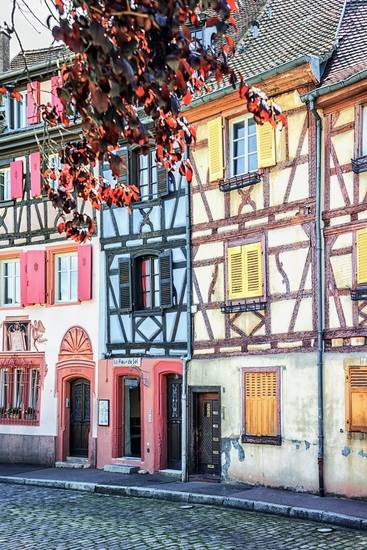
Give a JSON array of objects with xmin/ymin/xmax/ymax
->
[
  {"xmin": 70, "ymin": 379, "xmax": 90, "ymax": 457},
  {"xmin": 167, "ymin": 375, "xmax": 182, "ymax": 470},
  {"xmin": 195, "ymin": 392, "xmax": 221, "ymax": 477}
]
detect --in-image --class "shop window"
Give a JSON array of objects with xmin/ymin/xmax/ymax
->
[
  {"xmin": 0, "ymin": 167, "xmax": 11, "ymax": 201},
  {"xmin": 346, "ymin": 366, "xmax": 367, "ymax": 432},
  {"xmin": 55, "ymin": 252, "xmax": 78, "ymax": 303},
  {"xmin": 0, "ymin": 364, "xmax": 40, "ymax": 424},
  {"xmin": 0, "ymin": 258, "xmax": 20, "ymax": 306},
  {"xmin": 242, "ymin": 368, "xmax": 281, "ymax": 445}
]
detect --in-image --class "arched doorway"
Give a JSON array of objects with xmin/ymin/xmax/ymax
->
[{"xmin": 56, "ymin": 326, "xmax": 95, "ymax": 464}]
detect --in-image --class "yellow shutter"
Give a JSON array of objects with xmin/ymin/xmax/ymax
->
[
  {"xmin": 357, "ymin": 228, "xmax": 367, "ymax": 284},
  {"xmin": 257, "ymin": 123, "xmax": 276, "ymax": 168},
  {"xmin": 346, "ymin": 367, "xmax": 367, "ymax": 432},
  {"xmin": 245, "ymin": 371, "xmax": 278, "ymax": 436},
  {"xmin": 228, "ymin": 246, "xmax": 244, "ymax": 299},
  {"xmin": 243, "ymin": 241, "xmax": 263, "ymax": 298},
  {"xmin": 207, "ymin": 117, "xmax": 223, "ymax": 182}
]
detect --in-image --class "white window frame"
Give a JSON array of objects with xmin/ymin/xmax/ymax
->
[
  {"xmin": 362, "ymin": 106, "xmax": 367, "ymax": 157},
  {"xmin": 229, "ymin": 115, "xmax": 258, "ymax": 177},
  {"xmin": 55, "ymin": 252, "xmax": 78, "ymax": 304},
  {"xmin": 0, "ymin": 167, "xmax": 11, "ymax": 202},
  {"xmin": 0, "ymin": 258, "xmax": 20, "ymax": 306},
  {"xmin": 6, "ymin": 92, "xmax": 27, "ymax": 131},
  {"xmin": 48, "ymin": 153, "xmax": 62, "ymax": 189}
]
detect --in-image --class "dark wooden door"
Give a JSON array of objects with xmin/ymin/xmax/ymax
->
[
  {"xmin": 70, "ymin": 379, "xmax": 90, "ymax": 457},
  {"xmin": 167, "ymin": 375, "xmax": 182, "ymax": 470},
  {"xmin": 195, "ymin": 392, "xmax": 220, "ymax": 476}
]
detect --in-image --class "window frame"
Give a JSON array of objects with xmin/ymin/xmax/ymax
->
[
  {"xmin": 0, "ymin": 257, "xmax": 21, "ymax": 307},
  {"xmin": 54, "ymin": 251, "xmax": 78, "ymax": 304},
  {"xmin": 228, "ymin": 114, "xmax": 258, "ymax": 178},
  {"xmin": 241, "ymin": 367, "xmax": 281, "ymax": 445},
  {"xmin": 6, "ymin": 91, "xmax": 27, "ymax": 131},
  {"xmin": 47, "ymin": 244, "xmax": 79, "ymax": 306},
  {"xmin": 225, "ymin": 234, "xmax": 267, "ymax": 305},
  {"xmin": 135, "ymin": 254, "xmax": 160, "ymax": 311},
  {"xmin": 361, "ymin": 105, "xmax": 367, "ymax": 158},
  {"xmin": 0, "ymin": 166, "xmax": 11, "ymax": 202},
  {"xmin": 131, "ymin": 148, "xmax": 158, "ymax": 202}
]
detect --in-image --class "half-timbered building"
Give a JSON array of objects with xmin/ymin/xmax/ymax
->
[{"xmin": 0, "ymin": 40, "xmax": 100, "ymax": 467}]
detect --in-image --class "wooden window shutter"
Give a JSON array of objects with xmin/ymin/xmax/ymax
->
[
  {"xmin": 51, "ymin": 75, "xmax": 64, "ymax": 116},
  {"xmin": 26, "ymin": 81, "xmax": 41, "ymax": 124},
  {"xmin": 157, "ymin": 165, "xmax": 169, "ymax": 197},
  {"xmin": 243, "ymin": 241, "xmax": 263, "ymax": 298},
  {"xmin": 25, "ymin": 250, "xmax": 46, "ymax": 305},
  {"xmin": 208, "ymin": 117, "xmax": 223, "ymax": 182},
  {"xmin": 346, "ymin": 367, "xmax": 367, "ymax": 432},
  {"xmin": 257, "ymin": 123, "xmax": 276, "ymax": 168},
  {"xmin": 245, "ymin": 371, "xmax": 278, "ymax": 437},
  {"xmin": 78, "ymin": 244, "xmax": 93, "ymax": 301},
  {"xmin": 10, "ymin": 159, "xmax": 23, "ymax": 199},
  {"xmin": 357, "ymin": 228, "xmax": 367, "ymax": 285},
  {"xmin": 118, "ymin": 149, "xmax": 129, "ymax": 186},
  {"xmin": 30, "ymin": 151, "xmax": 41, "ymax": 197},
  {"xmin": 159, "ymin": 250, "xmax": 173, "ymax": 308},
  {"xmin": 228, "ymin": 246, "xmax": 244, "ymax": 299},
  {"xmin": 20, "ymin": 252, "xmax": 28, "ymax": 306},
  {"xmin": 119, "ymin": 257, "xmax": 132, "ymax": 312}
]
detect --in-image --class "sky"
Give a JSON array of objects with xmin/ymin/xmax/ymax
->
[{"xmin": 2, "ymin": 0, "xmax": 59, "ymax": 57}]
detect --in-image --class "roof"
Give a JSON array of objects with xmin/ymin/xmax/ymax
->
[
  {"xmin": 231, "ymin": 0, "xmax": 346, "ymax": 80},
  {"xmin": 10, "ymin": 45, "xmax": 69, "ymax": 71},
  {"xmin": 321, "ymin": 0, "xmax": 367, "ymax": 87}
]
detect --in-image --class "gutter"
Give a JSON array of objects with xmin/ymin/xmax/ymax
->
[
  {"xmin": 301, "ymin": 68, "xmax": 367, "ymax": 103},
  {"xmin": 308, "ymin": 99, "xmax": 325, "ymax": 497},
  {"xmin": 0, "ymin": 54, "xmax": 73, "ymax": 85}
]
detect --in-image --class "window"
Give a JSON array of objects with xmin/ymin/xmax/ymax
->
[
  {"xmin": 362, "ymin": 106, "xmax": 367, "ymax": 157},
  {"xmin": 242, "ymin": 368, "xmax": 281, "ymax": 444},
  {"xmin": 47, "ymin": 153, "xmax": 62, "ymax": 189},
  {"xmin": 0, "ymin": 259, "xmax": 20, "ymax": 306},
  {"xmin": 0, "ymin": 364, "xmax": 40, "ymax": 424},
  {"xmin": 230, "ymin": 116, "xmax": 258, "ymax": 177},
  {"xmin": 346, "ymin": 366, "xmax": 367, "ymax": 432},
  {"xmin": 136, "ymin": 256, "xmax": 160, "ymax": 309},
  {"xmin": 55, "ymin": 253, "xmax": 78, "ymax": 303},
  {"xmin": 357, "ymin": 228, "xmax": 367, "ymax": 285},
  {"xmin": 6, "ymin": 93, "xmax": 27, "ymax": 130},
  {"xmin": 136, "ymin": 150, "xmax": 158, "ymax": 201},
  {"xmin": 0, "ymin": 167, "xmax": 10, "ymax": 201},
  {"xmin": 227, "ymin": 241, "xmax": 264, "ymax": 301}
]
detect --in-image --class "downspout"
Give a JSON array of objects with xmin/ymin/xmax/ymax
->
[
  {"xmin": 181, "ymin": 148, "xmax": 193, "ymax": 482},
  {"xmin": 309, "ymin": 99, "xmax": 325, "ymax": 497}
]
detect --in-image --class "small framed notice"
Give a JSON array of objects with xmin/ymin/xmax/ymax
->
[{"xmin": 98, "ymin": 399, "xmax": 110, "ymax": 426}]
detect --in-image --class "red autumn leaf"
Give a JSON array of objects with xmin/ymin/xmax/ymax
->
[
  {"xmin": 225, "ymin": 36, "xmax": 235, "ymax": 51},
  {"xmin": 11, "ymin": 90, "xmax": 22, "ymax": 101},
  {"xmin": 182, "ymin": 90, "xmax": 192, "ymax": 106}
]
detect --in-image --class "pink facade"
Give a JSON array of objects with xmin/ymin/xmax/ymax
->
[{"xmin": 97, "ymin": 358, "xmax": 182, "ymax": 472}]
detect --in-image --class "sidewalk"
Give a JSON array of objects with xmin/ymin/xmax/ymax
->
[{"xmin": 1, "ymin": 464, "xmax": 367, "ymax": 531}]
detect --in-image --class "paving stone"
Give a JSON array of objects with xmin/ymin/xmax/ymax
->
[{"xmin": 0, "ymin": 483, "xmax": 367, "ymax": 549}]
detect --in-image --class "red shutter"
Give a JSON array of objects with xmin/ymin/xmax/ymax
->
[
  {"xmin": 26, "ymin": 251, "xmax": 46, "ymax": 305},
  {"xmin": 30, "ymin": 152, "xmax": 41, "ymax": 197},
  {"xmin": 27, "ymin": 81, "xmax": 41, "ymax": 124},
  {"xmin": 10, "ymin": 160, "xmax": 23, "ymax": 199},
  {"xmin": 51, "ymin": 76, "xmax": 64, "ymax": 116},
  {"xmin": 20, "ymin": 252, "xmax": 28, "ymax": 306},
  {"xmin": 78, "ymin": 244, "xmax": 92, "ymax": 301}
]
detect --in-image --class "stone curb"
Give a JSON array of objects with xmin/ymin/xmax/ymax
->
[{"xmin": 0, "ymin": 476, "xmax": 365, "ymax": 531}]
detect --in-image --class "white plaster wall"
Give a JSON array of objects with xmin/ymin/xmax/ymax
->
[{"xmin": 0, "ymin": 236, "xmax": 101, "ymax": 440}]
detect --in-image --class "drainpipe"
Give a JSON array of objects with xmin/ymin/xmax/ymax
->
[
  {"xmin": 309, "ymin": 99, "xmax": 325, "ymax": 497},
  {"xmin": 181, "ymin": 149, "xmax": 193, "ymax": 483}
]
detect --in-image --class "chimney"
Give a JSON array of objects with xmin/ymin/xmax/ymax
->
[{"xmin": 0, "ymin": 30, "xmax": 10, "ymax": 73}]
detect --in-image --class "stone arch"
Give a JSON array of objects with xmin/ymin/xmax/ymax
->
[{"xmin": 59, "ymin": 326, "xmax": 93, "ymax": 362}]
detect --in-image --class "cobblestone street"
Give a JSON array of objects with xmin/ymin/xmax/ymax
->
[{"xmin": 0, "ymin": 484, "xmax": 366, "ymax": 549}]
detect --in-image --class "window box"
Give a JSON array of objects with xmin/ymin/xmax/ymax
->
[
  {"xmin": 351, "ymin": 156, "xmax": 367, "ymax": 174},
  {"xmin": 351, "ymin": 286, "xmax": 367, "ymax": 301},
  {"xmin": 221, "ymin": 301, "xmax": 267, "ymax": 314},
  {"xmin": 219, "ymin": 172, "xmax": 261, "ymax": 192}
]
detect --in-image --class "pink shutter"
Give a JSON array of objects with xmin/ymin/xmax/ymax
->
[
  {"xmin": 30, "ymin": 152, "xmax": 41, "ymax": 197},
  {"xmin": 51, "ymin": 76, "xmax": 63, "ymax": 116},
  {"xmin": 26, "ymin": 251, "xmax": 46, "ymax": 305},
  {"xmin": 78, "ymin": 244, "xmax": 92, "ymax": 301},
  {"xmin": 27, "ymin": 81, "xmax": 41, "ymax": 124},
  {"xmin": 20, "ymin": 252, "xmax": 28, "ymax": 306},
  {"xmin": 10, "ymin": 160, "xmax": 23, "ymax": 199}
]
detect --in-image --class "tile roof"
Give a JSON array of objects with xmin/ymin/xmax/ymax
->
[
  {"xmin": 9, "ymin": 45, "xmax": 69, "ymax": 71},
  {"xmin": 321, "ymin": 0, "xmax": 367, "ymax": 86}
]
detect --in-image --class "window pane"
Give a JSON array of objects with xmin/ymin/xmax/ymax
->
[
  {"xmin": 70, "ymin": 268, "xmax": 78, "ymax": 302},
  {"xmin": 248, "ymin": 153, "xmax": 258, "ymax": 173},
  {"xmin": 233, "ymin": 157, "xmax": 245, "ymax": 176},
  {"xmin": 1, "ymin": 260, "xmax": 20, "ymax": 305},
  {"xmin": 234, "ymin": 139, "xmax": 245, "ymax": 158},
  {"xmin": 248, "ymin": 134, "xmax": 257, "ymax": 155},
  {"xmin": 233, "ymin": 121, "xmax": 245, "ymax": 141}
]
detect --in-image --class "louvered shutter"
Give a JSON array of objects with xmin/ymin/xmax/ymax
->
[
  {"xmin": 30, "ymin": 152, "xmax": 41, "ymax": 197},
  {"xmin": 346, "ymin": 367, "xmax": 367, "ymax": 432},
  {"xmin": 245, "ymin": 371, "xmax": 278, "ymax": 436},
  {"xmin": 257, "ymin": 123, "xmax": 276, "ymax": 168},
  {"xmin": 78, "ymin": 244, "xmax": 92, "ymax": 301},
  {"xmin": 10, "ymin": 160, "xmax": 23, "ymax": 199},
  {"xmin": 25, "ymin": 250, "xmax": 46, "ymax": 305},
  {"xmin": 357, "ymin": 228, "xmax": 367, "ymax": 285},
  {"xmin": 228, "ymin": 246, "xmax": 244, "ymax": 300},
  {"xmin": 157, "ymin": 164, "xmax": 169, "ymax": 197},
  {"xmin": 119, "ymin": 257, "xmax": 132, "ymax": 312},
  {"xmin": 26, "ymin": 81, "xmax": 41, "ymax": 124},
  {"xmin": 244, "ymin": 241, "xmax": 263, "ymax": 298},
  {"xmin": 159, "ymin": 250, "xmax": 173, "ymax": 308},
  {"xmin": 51, "ymin": 75, "xmax": 64, "ymax": 116},
  {"xmin": 208, "ymin": 117, "xmax": 223, "ymax": 182}
]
